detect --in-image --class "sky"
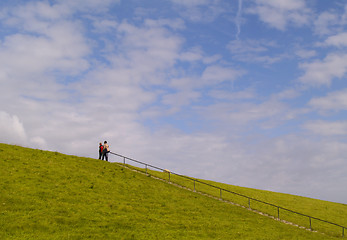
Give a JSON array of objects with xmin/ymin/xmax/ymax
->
[{"xmin": 1, "ymin": 0, "xmax": 347, "ymax": 204}]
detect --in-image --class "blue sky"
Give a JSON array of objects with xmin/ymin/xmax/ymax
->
[{"xmin": 1, "ymin": 0, "xmax": 347, "ymax": 204}]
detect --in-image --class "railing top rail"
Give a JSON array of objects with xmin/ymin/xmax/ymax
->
[
  {"xmin": 110, "ymin": 152, "xmax": 164, "ymax": 171},
  {"xmin": 109, "ymin": 152, "xmax": 347, "ymax": 230}
]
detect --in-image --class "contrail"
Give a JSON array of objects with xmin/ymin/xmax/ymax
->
[{"xmin": 235, "ymin": 0, "xmax": 243, "ymax": 40}]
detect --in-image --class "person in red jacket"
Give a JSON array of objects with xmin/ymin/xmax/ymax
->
[{"xmin": 98, "ymin": 142, "xmax": 103, "ymax": 160}]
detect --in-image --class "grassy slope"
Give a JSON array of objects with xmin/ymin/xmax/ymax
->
[
  {"xmin": 0, "ymin": 144, "xmax": 343, "ymax": 239},
  {"xmin": 142, "ymin": 168, "xmax": 347, "ymax": 237}
]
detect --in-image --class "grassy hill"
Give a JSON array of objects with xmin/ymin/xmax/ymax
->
[
  {"xmin": 138, "ymin": 164, "xmax": 347, "ymax": 237},
  {"xmin": 0, "ymin": 143, "xmax": 345, "ymax": 239}
]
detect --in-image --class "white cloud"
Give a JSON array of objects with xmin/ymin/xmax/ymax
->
[
  {"xmin": 202, "ymin": 54, "xmax": 222, "ymax": 64},
  {"xmin": 0, "ymin": 2, "xmax": 91, "ymax": 80},
  {"xmin": 117, "ymin": 21, "xmax": 183, "ymax": 78},
  {"xmin": 322, "ymin": 32, "xmax": 347, "ymax": 47},
  {"xmin": 158, "ymin": 65, "xmax": 244, "ymax": 100},
  {"xmin": 56, "ymin": 0, "xmax": 119, "ymax": 13},
  {"xmin": 1, "ymin": 30, "xmax": 90, "ymax": 76},
  {"xmin": 298, "ymin": 53, "xmax": 347, "ymax": 87},
  {"xmin": 30, "ymin": 136, "xmax": 48, "ymax": 149},
  {"xmin": 343, "ymin": 4, "xmax": 347, "ymax": 23},
  {"xmin": 0, "ymin": 111, "xmax": 27, "ymax": 145},
  {"xmin": 227, "ymin": 39, "xmax": 283, "ymax": 64},
  {"xmin": 228, "ymin": 39, "xmax": 270, "ymax": 54},
  {"xmin": 254, "ymin": 0, "xmax": 306, "ymax": 11},
  {"xmin": 92, "ymin": 19, "xmax": 118, "ymax": 33},
  {"xmin": 209, "ymin": 88, "xmax": 256, "ymax": 101},
  {"xmin": 179, "ymin": 48, "xmax": 221, "ymax": 64},
  {"xmin": 179, "ymin": 47, "xmax": 203, "ymax": 62},
  {"xmin": 313, "ymin": 9, "xmax": 344, "ymax": 36},
  {"xmin": 272, "ymin": 88, "xmax": 301, "ymax": 100},
  {"xmin": 0, "ymin": 110, "xmax": 47, "ymax": 149},
  {"xmin": 170, "ymin": 0, "xmax": 210, "ymax": 7},
  {"xmin": 169, "ymin": 77, "xmax": 198, "ymax": 91},
  {"xmin": 200, "ymin": 98, "xmax": 289, "ymax": 130},
  {"xmin": 247, "ymin": 0, "xmax": 311, "ymax": 30},
  {"xmin": 170, "ymin": 0, "xmax": 228, "ymax": 22},
  {"xmin": 303, "ymin": 120, "xmax": 347, "ymax": 136},
  {"xmin": 75, "ymin": 67, "xmax": 157, "ymax": 113},
  {"xmin": 201, "ymin": 65, "xmax": 243, "ymax": 85},
  {"xmin": 3, "ymin": 1, "xmax": 70, "ymax": 25},
  {"xmin": 161, "ymin": 91, "xmax": 201, "ymax": 114},
  {"xmin": 295, "ymin": 49, "xmax": 317, "ymax": 59},
  {"xmin": 308, "ymin": 89, "xmax": 347, "ymax": 112},
  {"xmin": 160, "ymin": 64, "xmax": 244, "ymax": 113},
  {"xmin": 144, "ymin": 18, "xmax": 186, "ymax": 30}
]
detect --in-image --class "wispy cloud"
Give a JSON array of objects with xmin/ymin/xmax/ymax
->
[
  {"xmin": 246, "ymin": 0, "xmax": 311, "ymax": 30},
  {"xmin": 322, "ymin": 32, "xmax": 347, "ymax": 47},
  {"xmin": 308, "ymin": 89, "xmax": 347, "ymax": 112},
  {"xmin": 299, "ymin": 53, "xmax": 347, "ymax": 87},
  {"xmin": 304, "ymin": 120, "xmax": 347, "ymax": 136},
  {"xmin": 227, "ymin": 39, "xmax": 284, "ymax": 64},
  {"xmin": 235, "ymin": 0, "xmax": 243, "ymax": 40}
]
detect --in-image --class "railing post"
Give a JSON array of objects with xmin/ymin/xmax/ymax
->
[
  {"xmin": 145, "ymin": 164, "xmax": 148, "ymax": 174},
  {"xmin": 309, "ymin": 217, "xmax": 312, "ymax": 230},
  {"xmin": 220, "ymin": 188, "xmax": 222, "ymax": 199},
  {"xmin": 248, "ymin": 198, "xmax": 251, "ymax": 209},
  {"xmin": 342, "ymin": 227, "xmax": 344, "ymax": 237},
  {"xmin": 168, "ymin": 172, "xmax": 171, "ymax": 182},
  {"xmin": 123, "ymin": 157, "xmax": 125, "ymax": 166},
  {"xmin": 194, "ymin": 180, "xmax": 196, "ymax": 192},
  {"xmin": 277, "ymin": 207, "xmax": 280, "ymax": 219}
]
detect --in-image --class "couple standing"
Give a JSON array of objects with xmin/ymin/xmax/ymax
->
[{"xmin": 99, "ymin": 141, "xmax": 110, "ymax": 161}]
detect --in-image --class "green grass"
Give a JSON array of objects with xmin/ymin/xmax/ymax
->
[
  {"xmin": 0, "ymin": 143, "xmax": 345, "ymax": 239},
  {"xmin": 117, "ymin": 157, "xmax": 347, "ymax": 238}
]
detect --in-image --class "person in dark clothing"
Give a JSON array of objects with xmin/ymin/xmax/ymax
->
[
  {"xmin": 98, "ymin": 142, "xmax": 103, "ymax": 160},
  {"xmin": 102, "ymin": 141, "xmax": 110, "ymax": 161}
]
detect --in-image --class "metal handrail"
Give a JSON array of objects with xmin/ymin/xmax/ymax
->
[{"xmin": 109, "ymin": 152, "xmax": 346, "ymax": 237}]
